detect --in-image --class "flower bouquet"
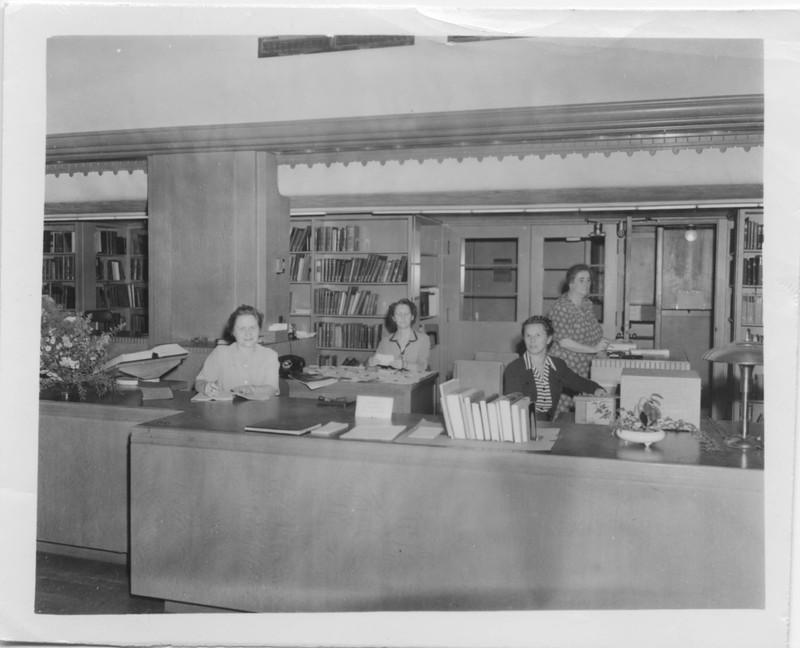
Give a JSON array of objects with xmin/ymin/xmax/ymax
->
[
  {"xmin": 40, "ymin": 296, "xmax": 118, "ymax": 400},
  {"xmin": 596, "ymin": 393, "xmax": 699, "ymax": 447}
]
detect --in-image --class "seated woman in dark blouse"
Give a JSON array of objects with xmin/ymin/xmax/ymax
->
[{"xmin": 503, "ymin": 315, "xmax": 606, "ymax": 421}]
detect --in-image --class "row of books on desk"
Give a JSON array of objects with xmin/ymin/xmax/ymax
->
[{"xmin": 438, "ymin": 378, "xmax": 533, "ymax": 443}]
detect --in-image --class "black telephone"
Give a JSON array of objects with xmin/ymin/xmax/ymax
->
[{"xmin": 278, "ymin": 354, "xmax": 306, "ymax": 378}]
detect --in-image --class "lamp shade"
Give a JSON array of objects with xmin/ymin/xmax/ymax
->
[{"xmin": 702, "ymin": 340, "xmax": 763, "ymax": 366}]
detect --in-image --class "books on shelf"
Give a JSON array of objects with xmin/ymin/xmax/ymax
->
[
  {"xmin": 313, "ymin": 286, "xmax": 380, "ymax": 316},
  {"xmin": 743, "ymin": 217, "xmax": 763, "ymax": 251},
  {"xmin": 314, "ymin": 321, "xmax": 383, "ymax": 350},
  {"xmin": 314, "ymin": 225, "xmax": 361, "ymax": 252},
  {"xmin": 290, "ymin": 225, "xmax": 313, "ymax": 252},
  {"xmin": 42, "ymin": 282, "xmax": 76, "ymax": 309},
  {"xmin": 94, "ymin": 229, "xmax": 128, "ymax": 255},
  {"xmin": 131, "ymin": 230, "xmax": 148, "ymax": 255},
  {"xmin": 741, "ymin": 293, "xmax": 764, "ymax": 325},
  {"xmin": 43, "ymin": 229, "xmax": 74, "ymax": 254},
  {"xmin": 742, "ymin": 255, "xmax": 763, "ymax": 286},
  {"xmin": 42, "ymin": 255, "xmax": 75, "ymax": 281},
  {"xmin": 312, "ymin": 254, "xmax": 408, "ymax": 284},
  {"xmin": 420, "ymin": 287, "xmax": 439, "ymax": 317}
]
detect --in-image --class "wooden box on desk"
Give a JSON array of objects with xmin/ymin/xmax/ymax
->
[
  {"xmin": 620, "ymin": 368, "xmax": 701, "ymax": 428},
  {"xmin": 574, "ymin": 395, "xmax": 616, "ymax": 424}
]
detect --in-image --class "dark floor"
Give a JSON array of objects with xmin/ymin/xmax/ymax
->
[{"xmin": 35, "ymin": 552, "xmax": 165, "ymax": 615}]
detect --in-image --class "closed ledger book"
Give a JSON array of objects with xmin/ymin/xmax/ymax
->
[{"xmin": 244, "ymin": 420, "xmax": 323, "ymax": 435}]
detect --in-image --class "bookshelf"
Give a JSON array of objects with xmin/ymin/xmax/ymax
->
[
  {"xmin": 731, "ymin": 208, "xmax": 764, "ymax": 422},
  {"xmin": 289, "ymin": 215, "xmax": 442, "ymax": 366},
  {"xmin": 42, "ymin": 219, "xmax": 148, "ymax": 337},
  {"xmin": 42, "ymin": 223, "xmax": 79, "ymax": 311}
]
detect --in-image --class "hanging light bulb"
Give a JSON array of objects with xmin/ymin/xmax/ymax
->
[{"xmin": 684, "ymin": 225, "xmax": 698, "ymax": 242}]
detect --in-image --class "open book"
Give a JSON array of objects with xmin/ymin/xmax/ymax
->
[
  {"xmin": 102, "ymin": 343, "xmax": 189, "ymax": 369},
  {"xmin": 100, "ymin": 343, "xmax": 189, "ymax": 381}
]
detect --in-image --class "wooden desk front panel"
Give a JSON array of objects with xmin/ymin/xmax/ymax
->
[
  {"xmin": 130, "ymin": 428, "xmax": 763, "ymax": 612},
  {"xmin": 38, "ymin": 401, "xmax": 179, "ymax": 557}
]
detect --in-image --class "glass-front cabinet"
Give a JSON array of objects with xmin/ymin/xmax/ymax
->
[{"xmin": 461, "ymin": 238, "xmax": 519, "ymax": 322}]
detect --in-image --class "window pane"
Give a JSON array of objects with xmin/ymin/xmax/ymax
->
[{"xmin": 462, "ymin": 238, "xmax": 518, "ymax": 322}]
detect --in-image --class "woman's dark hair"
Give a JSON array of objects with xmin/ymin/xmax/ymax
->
[
  {"xmin": 564, "ymin": 263, "xmax": 592, "ymax": 292},
  {"xmin": 521, "ymin": 315, "xmax": 554, "ymax": 338},
  {"xmin": 223, "ymin": 304, "xmax": 264, "ymax": 342},
  {"xmin": 384, "ymin": 298, "xmax": 417, "ymax": 333}
]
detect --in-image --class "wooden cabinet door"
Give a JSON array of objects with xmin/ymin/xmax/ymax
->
[{"xmin": 440, "ymin": 220, "xmax": 619, "ymax": 381}]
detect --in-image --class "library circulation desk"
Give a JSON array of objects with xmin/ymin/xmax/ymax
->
[{"xmin": 115, "ymin": 394, "xmax": 764, "ymax": 612}]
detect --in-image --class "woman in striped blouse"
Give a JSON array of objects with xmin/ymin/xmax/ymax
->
[{"xmin": 503, "ymin": 315, "xmax": 606, "ymax": 422}]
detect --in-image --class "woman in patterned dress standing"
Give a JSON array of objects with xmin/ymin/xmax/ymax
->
[{"xmin": 548, "ymin": 263, "xmax": 611, "ymax": 414}]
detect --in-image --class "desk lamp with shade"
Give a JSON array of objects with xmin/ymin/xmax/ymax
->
[{"xmin": 702, "ymin": 339, "xmax": 764, "ymax": 449}]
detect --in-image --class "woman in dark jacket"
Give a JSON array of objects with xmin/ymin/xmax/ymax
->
[{"xmin": 503, "ymin": 315, "xmax": 606, "ymax": 421}]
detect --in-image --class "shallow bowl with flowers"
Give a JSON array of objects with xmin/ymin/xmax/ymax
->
[{"xmin": 616, "ymin": 428, "xmax": 666, "ymax": 448}]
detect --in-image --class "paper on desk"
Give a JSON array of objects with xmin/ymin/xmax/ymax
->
[
  {"xmin": 191, "ymin": 391, "xmax": 234, "ymax": 402},
  {"xmin": 526, "ymin": 426, "xmax": 560, "ymax": 451},
  {"xmin": 341, "ymin": 424, "xmax": 406, "ymax": 442},
  {"xmin": 407, "ymin": 418, "xmax": 444, "ymax": 439}
]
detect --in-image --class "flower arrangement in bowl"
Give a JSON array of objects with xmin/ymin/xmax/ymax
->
[
  {"xmin": 39, "ymin": 296, "xmax": 118, "ymax": 400},
  {"xmin": 596, "ymin": 393, "xmax": 699, "ymax": 448}
]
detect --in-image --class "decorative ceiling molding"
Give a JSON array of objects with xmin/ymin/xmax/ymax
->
[
  {"xmin": 289, "ymin": 184, "xmax": 763, "ymax": 214},
  {"xmin": 45, "ymin": 159, "xmax": 148, "ymax": 177},
  {"xmin": 45, "ymin": 94, "xmax": 763, "ymax": 174}
]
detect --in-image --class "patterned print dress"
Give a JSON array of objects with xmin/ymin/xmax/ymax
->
[{"xmin": 548, "ymin": 293, "xmax": 603, "ymax": 413}]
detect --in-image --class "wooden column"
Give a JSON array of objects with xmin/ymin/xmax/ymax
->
[{"xmin": 148, "ymin": 151, "xmax": 289, "ymax": 343}]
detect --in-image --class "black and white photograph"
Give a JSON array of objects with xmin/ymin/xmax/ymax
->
[{"xmin": 1, "ymin": 3, "xmax": 799, "ymax": 648}]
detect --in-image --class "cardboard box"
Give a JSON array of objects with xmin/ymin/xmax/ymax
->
[
  {"xmin": 620, "ymin": 368, "xmax": 701, "ymax": 428},
  {"xmin": 591, "ymin": 357, "xmax": 691, "ymax": 387},
  {"xmin": 574, "ymin": 395, "xmax": 617, "ymax": 424}
]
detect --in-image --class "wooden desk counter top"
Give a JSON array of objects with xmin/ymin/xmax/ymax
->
[{"xmin": 129, "ymin": 398, "xmax": 764, "ymax": 612}]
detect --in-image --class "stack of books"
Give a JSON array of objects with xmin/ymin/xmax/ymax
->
[{"xmin": 438, "ymin": 378, "xmax": 532, "ymax": 443}]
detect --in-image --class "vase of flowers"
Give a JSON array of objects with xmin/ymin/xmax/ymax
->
[
  {"xmin": 40, "ymin": 296, "xmax": 118, "ymax": 401},
  {"xmin": 597, "ymin": 393, "xmax": 699, "ymax": 447}
]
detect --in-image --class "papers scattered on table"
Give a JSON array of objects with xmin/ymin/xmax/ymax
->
[
  {"xmin": 340, "ymin": 424, "xmax": 407, "ymax": 442},
  {"xmin": 407, "ymin": 418, "xmax": 444, "ymax": 439},
  {"xmin": 308, "ymin": 421, "xmax": 351, "ymax": 438},
  {"xmin": 526, "ymin": 427, "xmax": 560, "ymax": 451},
  {"xmin": 291, "ymin": 373, "xmax": 339, "ymax": 390},
  {"xmin": 191, "ymin": 391, "xmax": 234, "ymax": 402},
  {"xmin": 374, "ymin": 353, "xmax": 395, "ymax": 366}
]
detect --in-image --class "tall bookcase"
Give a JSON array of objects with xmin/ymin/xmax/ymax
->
[
  {"xmin": 730, "ymin": 208, "xmax": 764, "ymax": 422},
  {"xmin": 42, "ymin": 223, "xmax": 79, "ymax": 311},
  {"xmin": 42, "ymin": 219, "xmax": 149, "ymax": 337},
  {"xmin": 288, "ymin": 214, "xmax": 442, "ymax": 367}
]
